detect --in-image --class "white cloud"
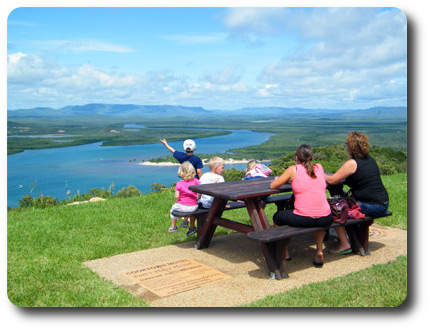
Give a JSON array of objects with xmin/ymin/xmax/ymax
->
[
  {"xmin": 201, "ymin": 65, "xmax": 243, "ymax": 85},
  {"xmin": 223, "ymin": 7, "xmax": 290, "ymax": 34},
  {"xmin": 7, "ymin": 53, "xmax": 57, "ymax": 84},
  {"xmin": 29, "ymin": 39, "xmax": 133, "ymax": 53},
  {"xmin": 255, "ymin": 8, "xmax": 407, "ymax": 108},
  {"xmin": 7, "ymin": 8, "xmax": 407, "ymax": 110},
  {"xmin": 7, "ymin": 52, "xmax": 146, "ymax": 107}
]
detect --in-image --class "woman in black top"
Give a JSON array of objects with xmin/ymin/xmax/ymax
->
[{"xmin": 325, "ymin": 132, "xmax": 389, "ymax": 254}]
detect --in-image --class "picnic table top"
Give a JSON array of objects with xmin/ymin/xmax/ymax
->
[{"xmin": 189, "ymin": 177, "xmax": 292, "ymax": 201}]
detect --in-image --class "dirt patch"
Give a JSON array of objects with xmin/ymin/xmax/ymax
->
[{"xmin": 83, "ymin": 224, "xmax": 407, "ymax": 307}]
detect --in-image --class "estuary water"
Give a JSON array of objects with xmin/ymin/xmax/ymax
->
[{"xmin": 7, "ymin": 129, "xmax": 272, "ymax": 208}]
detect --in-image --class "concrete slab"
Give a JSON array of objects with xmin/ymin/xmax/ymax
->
[{"xmin": 83, "ymin": 224, "xmax": 407, "ymax": 307}]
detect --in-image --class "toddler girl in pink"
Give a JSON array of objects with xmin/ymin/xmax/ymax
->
[{"xmin": 169, "ymin": 162, "xmax": 200, "ymax": 234}]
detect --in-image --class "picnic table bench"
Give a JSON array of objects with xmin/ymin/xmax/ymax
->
[
  {"xmin": 247, "ymin": 211, "xmax": 392, "ymax": 279},
  {"xmin": 172, "ymin": 193, "xmax": 293, "ymax": 218},
  {"xmin": 172, "ymin": 192, "xmax": 292, "ymax": 249}
]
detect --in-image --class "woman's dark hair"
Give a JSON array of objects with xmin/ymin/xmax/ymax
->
[{"xmin": 296, "ymin": 144, "xmax": 316, "ymax": 178}]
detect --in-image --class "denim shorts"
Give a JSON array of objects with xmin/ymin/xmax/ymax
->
[{"xmin": 357, "ymin": 201, "xmax": 389, "ymax": 218}]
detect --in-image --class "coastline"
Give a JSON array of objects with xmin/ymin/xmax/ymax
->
[{"xmin": 139, "ymin": 159, "xmax": 272, "ymax": 166}]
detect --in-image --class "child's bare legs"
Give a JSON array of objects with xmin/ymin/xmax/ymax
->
[
  {"xmin": 180, "ymin": 217, "xmax": 190, "ymax": 228},
  {"xmin": 169, "ymin": 217, "xmax": 178, "ymax": 232},
  {"xmin": 189, "ymin": 216, "xmax": 196, "ymax": 228},
  {"xmin": 284, "ymin": 245, "xmax": 290, "ymax": 260},
  {"xmin": 186, "ymin": 216, "xmax": 198, "ymax": 236}
]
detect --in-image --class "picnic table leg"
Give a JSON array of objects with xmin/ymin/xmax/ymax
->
[
  {"xmin": 195, "ymin": 198, "xmax": 227, "ymax": 249},
  {"xmin": 244, "ymin": 198, "xmax": 270, "ymax": 231},
  {"xmin": 345, "ymin": 224, "xmax": 366, "ymax": 256},
  {"xmin": 276, "ymin": 239, "xmax": 290, "ymax": 279},
  {"xmin": 258, "ymin": 240, "xmax": 289, "ymax": 280},
  {"xmin": 196, "ymin": 215, "xmax": 207, "ymax": 241},
  {"xmin": 358, "ymin": 220, "xmax": 374, "ymax": 255},
  {"xmin": 260, "ymin": 242, "xmax": 282, "ymax": 280},
  {"xmin": 245, "ymin": 197, "xmax": 287, "ymax": 279}
]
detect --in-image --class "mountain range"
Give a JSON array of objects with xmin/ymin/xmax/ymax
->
[{"xmin": 7, "ymin": 103, "xmax": 407, "ymax": 120}]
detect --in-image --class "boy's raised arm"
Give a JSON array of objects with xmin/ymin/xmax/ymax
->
[{"xmin": 160, "ymin": 139, "xmax": 175, "ymax": 154}]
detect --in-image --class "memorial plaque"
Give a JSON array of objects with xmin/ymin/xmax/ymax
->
[{"xmin": 122, "ymin": 258, "xmax": 231, "ymax": 297}]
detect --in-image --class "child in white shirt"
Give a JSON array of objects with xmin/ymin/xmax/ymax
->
[{"xmin": 198, "ymin": 157, "xmax": 225, "ymax": 209}]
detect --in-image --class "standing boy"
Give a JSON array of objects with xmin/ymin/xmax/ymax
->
[{"xmin": 160, "ymin": 139, "xmax": 203, "ymax": 179}]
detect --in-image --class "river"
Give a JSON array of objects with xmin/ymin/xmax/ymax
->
[{"xmin": 7, "ymin": 129, "xmax": 273, "ymax": 208}]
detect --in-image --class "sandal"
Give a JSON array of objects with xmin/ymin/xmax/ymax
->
[
  {"xmin": 329, "ymin": 248, "xmax": 352, "ymax": 255},
  {"xmin": 186, "ymin": 227, "xmax": 198, "ymax": 237},
  {"xmin": 313, "ymin": 260, "xmax": 324, "ymax": 267},
  {"xmin": 168, "ymin": 226, "xmax": 178, "ymax": 233},
  {"xmin": 180, "ymin": 220, "xmax": 189, "ymax": 228}
]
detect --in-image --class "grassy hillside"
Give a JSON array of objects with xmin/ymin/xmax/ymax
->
[{"xmin": 7, "ymin": 173, "xmax": 407, "ymax": 307}]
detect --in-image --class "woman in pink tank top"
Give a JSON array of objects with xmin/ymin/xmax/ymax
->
[{"xmin": 271, "ymin": 145, "xmax": 333, "ymax": 267}]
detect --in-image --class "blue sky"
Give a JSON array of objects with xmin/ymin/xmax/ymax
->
[{"xmin": 7, "ymin": 7, "xmax": 407, "ymax": 110}]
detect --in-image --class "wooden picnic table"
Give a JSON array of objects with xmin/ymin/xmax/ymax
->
[
  {"xmin": 189, "ymin": 177, "xmax": 390, "ymax": 280},
  {"xmin": 189, "ymin": 177, "xmax": 292, "ymax": 249}
]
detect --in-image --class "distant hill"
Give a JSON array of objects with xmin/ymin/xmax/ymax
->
[
  {"xmin": 7, "ymin": 107, "xmax": 59, "ymax": 118},
  {"xmin": 338, "ymin": 107, "xmax": 407, "ymax": 119},
  {"xmin": 224, "ymin": 106, "xmax": 407, "ymax": 119},
  {"xmin": 7, "ymin": 104, "xmax": 407, "ymax": 120},
  {"xmin": 7, "ymin": 104, "xmax": 211, "ymax": 118}
]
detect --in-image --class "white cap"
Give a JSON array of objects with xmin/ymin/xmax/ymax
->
[{"xmin": 183, "ymin": 139, "xmax": 196, "ymax": 152}]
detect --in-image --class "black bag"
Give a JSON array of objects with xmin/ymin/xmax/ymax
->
[
  {"xmin": 328, "ymin": 195, "xmax": 348, "ymax": 224},
  {"xmin": 275, "ymin": 194, "xmax": 295, "ymax": 211}
]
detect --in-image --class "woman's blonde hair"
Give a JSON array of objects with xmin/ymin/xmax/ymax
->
[
  {"xmin": 247, "ymin": 160, "xmax": 258, "ymax": 172},
  {"xmin": 346, "ymin": 131, "xmax": 370, "ymax": 158},
  {"xmin": 177, "ymin": 161, "xmax": 196, "ymax": 181},
  {"xmin": 209, "ymin": 157, "xmax": 225, "ymax": 171}
]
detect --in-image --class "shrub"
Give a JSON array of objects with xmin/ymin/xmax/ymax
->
[
  {"xmin": 34, "ymin": 196, "xmax": 59, "ymax": 208},
  {"xmin": 150, "ymin": 183, "xmax": 168, "ymax": 193},
  {"xmin": 64, "ymin": 191, "xmax": 92, "ymax": 204},
  {"xmin": 90, "ymin": 187, "xmax": 113, "ymax": 199},
  {"xmin": 19, "ymin": 194, "xmax": 34, "ymax": 208},
  {"xmin": 269, "ymin": 145, "xmax": 407, "ymax": 175},
  {"xmin": 223, "ymin": 168, "xmax": 246, "ymax": 182},
  {"xmin": 19, "ymin": 194, "xmax": 59, "ymax": 209},
  {"xmin": 116, "ymin": 186, "xmax": 141, "ymax": 198}
]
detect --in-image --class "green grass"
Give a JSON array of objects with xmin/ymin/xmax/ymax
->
[
  {"xmin": 380, "ymin": 173, "xmax": 407, "ymax": 228},
  {"xmin": 7, "ymin": 173, "xmax": 407, "ymax": 307},
  {"xmin": 243, "ymin": 256, "xmax": 407, "ymax": 307}
]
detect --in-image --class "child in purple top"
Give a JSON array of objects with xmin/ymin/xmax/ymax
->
[
  {"xmin": 169, "ymin": 162, "xmax": 200, "ymax": 235},
  {"xmin": 243, "ymin": 160, "xmax": 272, "ymax": 180}
]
